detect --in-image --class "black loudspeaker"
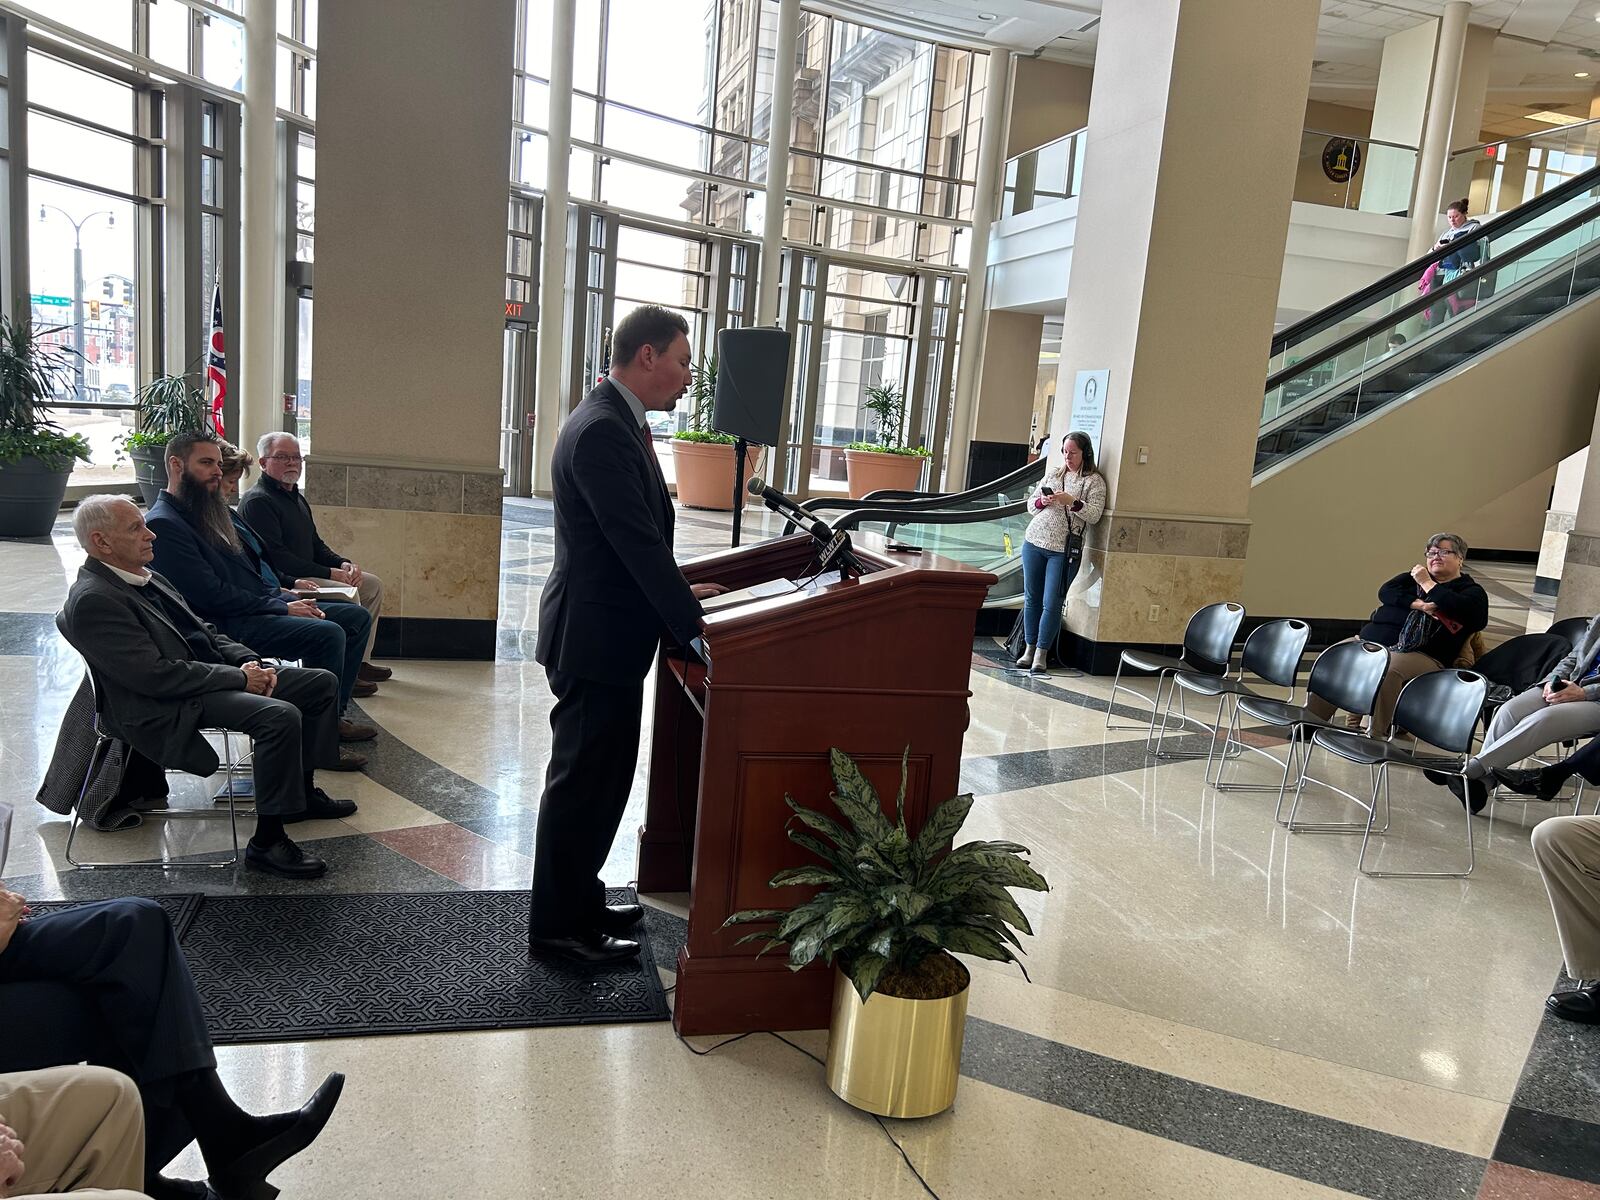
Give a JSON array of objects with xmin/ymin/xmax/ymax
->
[{"xmin": 712, "ymin": 326, "xmax": 789, "ymax": 447}]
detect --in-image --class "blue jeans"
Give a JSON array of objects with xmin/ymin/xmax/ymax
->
[
  {"xmin": 221, "ymin": 601, "xmax": 372, "ymax": 712},
  {"xmin": 1022, "ymin": 539, "xmax": 1080, "ymax": 654}
]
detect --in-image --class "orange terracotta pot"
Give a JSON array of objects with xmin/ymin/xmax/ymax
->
[
  {"xmin": 670, "ymin": 439, "xmax": 763, "ymax": 511},
  {"xmin": 843, "ymin": 448, "xmax": 928, "ymax": 500}
]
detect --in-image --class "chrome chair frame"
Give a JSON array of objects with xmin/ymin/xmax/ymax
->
[{"xmin": 1106, "ymin": 602, "xmax": 1245, "ymax": 757}]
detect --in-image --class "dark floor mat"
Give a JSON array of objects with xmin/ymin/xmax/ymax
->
[{"xmin": 181, "ymin": 887, "xmax": 669, "ymax": 1044}]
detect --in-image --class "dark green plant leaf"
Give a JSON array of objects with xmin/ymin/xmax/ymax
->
[
  {"xmin": 894, "ymin": 746, "xmax": 909, "ymax": 834},
  {"xmin": 785, "ymin": 829, "xmax": 863, "ymax": 885},
  {"xmin": 848, "ymin": 952, "xmax": 890, "ymax": 1002},
  {"xmin": 881, "ymin": 884, "xmax": 933, "ymax": 923},
  {"xmin": 785, "ymin": 796, "xmax": 858, "ymax": 852},
  {"xmin": 913, "ymin": 792, "xmax": 976, "ymax": 862},
  {"xmin": 767, "ymin": 866, "xmax": 842, "ymax": 889},
  {"xmin": 939, "ymin": 925, "xmax": 1016, "ymax": 963},
  {"xmin": 828, "ymin": 748, "xmax": 894, "ymax": 842},
  {"xmin": 722, "ymin": 907, "xmax": 789, "ymax": 927}
]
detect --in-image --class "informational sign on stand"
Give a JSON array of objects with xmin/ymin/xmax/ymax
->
[{"xmin": 1070, "ymin": 369, "xmax": 1109, "ymax": 448}]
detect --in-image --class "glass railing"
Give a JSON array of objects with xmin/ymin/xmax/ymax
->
[
  {"xmin": 1256, "ymin": 186, "xmax": 1600, "ymax": 472},
  {"xmin": 836, "ymin": 503, "xmax": 1033, "ymax": 604},
  {"xmin": 1293, "ymin": 129, "xmax": 1418, "ymax": 215},
  {"xmin": 1449, "ymin": 117, "xmax": 1600, "ymax": 219},
  {"xmin": 1264, "ymin": 166, "xmax": 1600, "ymax": 424},
  {"xmin": 1001, "ymin": 128, "xmax": 1087, "ymax": 219}
]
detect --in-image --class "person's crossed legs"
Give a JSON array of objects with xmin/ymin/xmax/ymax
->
[{"xmin": 1440, "ymin": 685, "xmax": 1600, "ymax": 813}]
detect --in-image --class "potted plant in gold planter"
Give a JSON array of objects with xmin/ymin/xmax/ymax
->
[
  {"xmin": 670, "ymin": 356, "xmax": 761, "ymax": 511},
  {"xmin": 844, "ymin": 383, "xmax": 930, "ymax": 499},
  {"xmin": 726, "ymin": 748, "xmax": 1047, "ymax": 1118}
]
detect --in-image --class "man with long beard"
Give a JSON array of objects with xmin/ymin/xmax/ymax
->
[{"xmin": 145, "ymin": 433, "xmax": 375, "ymax": 765}]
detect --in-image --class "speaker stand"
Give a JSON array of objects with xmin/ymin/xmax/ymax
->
[{"xmin": 731, "ymin": 436, "xmax": 749, "ymax": 548}]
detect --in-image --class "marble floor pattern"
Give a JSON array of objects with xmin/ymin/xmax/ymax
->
[{"xmin": 1, "ymin": 506, "xmax": 1595, "ymax": 1199}]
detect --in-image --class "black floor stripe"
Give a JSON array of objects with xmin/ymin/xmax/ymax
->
[{"xmin": 1492, "ymin": 1104, "xmax": 1600, "ymax": 1184}]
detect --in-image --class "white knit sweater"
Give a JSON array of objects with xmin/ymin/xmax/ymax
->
[{"xmin": 1023, "ymin": 465, "xmax": 1107, "ymax": 552}]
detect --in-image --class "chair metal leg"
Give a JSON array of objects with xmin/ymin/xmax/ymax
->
[
  {"xmin": 1358, "ymin": 765, "xmax": 1475, "ymax": 879},
  {"xmin": 64, "ymin": 733, "xmax": 116, "ymax": 869},
  {"xmin": 1282, "ymin": 737, "xmax": 1388, "ymax": 835}
]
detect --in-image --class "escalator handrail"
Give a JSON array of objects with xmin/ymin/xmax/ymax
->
[
  {"xmin": 799, "ymin": 457, "xmax": 1047, "ymax": 515},
  {"xmin": 829, "ymin": 497, "xmax": 1031, "ymax": 535},
  {"xmin": 1262, "ymin": 195, "xmax": 1600, "ymax": 401},
  {"xmin": 1270, "ymin": 162, "xmax": 1600, "ymax": 357}
]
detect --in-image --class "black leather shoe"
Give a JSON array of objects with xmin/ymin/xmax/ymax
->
[
  {"xmin": 595, "ymin": 903, "xmax": 644, "ymax": 935},
  {"xmin": 1494, "ymin": 767, "xmax": 1547, "ymax": 798},
  {"xmin": 284, "ymin": 788, "xmax": 357, "ymax": 823},
  {"xmin": 323, "ymin": 750, "xmax": 367, "ymax": 772},
  {"xmin": 208, "ymin": 1073, "xmax": 345, "ymax": 1200},
  {"xmin": 245, "ymin": 837, "xmax": 328, "ymax": 879},
  {"xmin": 528, "ymin": 933, "xmax": 641, "ymax": 966},
  {"xmin": 358, "ymin": 662, "xmax": 392, "ymax": 683},
  {"xmin": 1423, "ymin": 769, "xmax": 1452, "ymax": 787},
  {"xmin": 1548, "ymin": 982, "xmax": 1600, "ymax": 1023},
  {"xmin": 1445, "ymin": 775, "xmax": 1489, "ymax": 814}
]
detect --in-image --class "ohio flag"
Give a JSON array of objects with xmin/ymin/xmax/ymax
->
[{"xmin": 205, "ymin": 279, "xmax": 227, "ymax": 436}]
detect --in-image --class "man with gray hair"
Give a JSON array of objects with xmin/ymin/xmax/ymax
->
[
  {"xmin": 1309, "ymin": 532, "xmax": 1489, "ymax": 748},
  {"xmin": 237, "ymin": 433, "xmax": 391, "ymax": 685},
  {"xmin": 57, "ymin": 495, "xmax": 356, "ymax": 878}
]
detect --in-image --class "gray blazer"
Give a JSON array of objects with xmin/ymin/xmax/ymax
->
[
  {"xmin": 59, "ymin": 560, "xmax": 258, "ymax": 776},
  {"xmin": 1548, "ymin": 615, "xmax": 1600, "ymax": 700}
]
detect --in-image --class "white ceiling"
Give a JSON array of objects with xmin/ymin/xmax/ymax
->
[{"xmin": 823, "ymin": 0, "xmax": 1600, "ymax": 139}]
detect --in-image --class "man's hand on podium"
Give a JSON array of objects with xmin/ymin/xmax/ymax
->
[{"xmin": 691, "ymin": 582, "xmax": 729, "ymax": 601}]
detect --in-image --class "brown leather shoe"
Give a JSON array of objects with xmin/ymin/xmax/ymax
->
[
  {"xmin": 352, "ymin": 680, "xmax": 379, "ymax": 698},
  {"xmin": 339, "ymin": 718, "xmax": 377, "ymax": 742},
  {"xmin": 358, "ymin": 662, "xmax": 393, "ymax": 682},
  {"xmin": 324, "ymin": 750, "xmax": 368, "ymax": 771}
]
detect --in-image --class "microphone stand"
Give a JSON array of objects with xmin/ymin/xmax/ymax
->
[{"xmin": 731, "ymin": 436, "xmax": 749, "ymax": 549}]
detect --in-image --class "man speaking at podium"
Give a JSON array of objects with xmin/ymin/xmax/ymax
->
[{"xmin": 530, "ymin": 305, "xmax": 727, "ymax": 965}]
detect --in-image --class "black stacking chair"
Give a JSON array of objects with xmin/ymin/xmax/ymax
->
[
  {"xmin": 1549, "ymin": 616, "xmax": 1593, "ymax": 650},
  {"xmin": 1163, "ymin": 619, "xmax": 1311, "ymax": 786},
  {"xmin": 1107, "ymin": 602, "xmax": 1245, "ymax": 754},
  {"xmin": 55, "ymin": 614, "xmax": 247, "ymax": 871},
  {"xmin": 1221, "ymin": 639, "xmax": 1390, "ymax": 827},
  {"xmin": 1309, "ymin": 669, "xmax": 1487, "ymax": 879}
]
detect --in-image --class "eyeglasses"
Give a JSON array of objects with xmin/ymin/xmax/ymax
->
[
  {"xmin": 1425, "ymin": 546, "xmax": 1459, "ymax": 558},
  {"xmin": 264, "ymin": 454, "xmax": 305, "ymax": 464}
]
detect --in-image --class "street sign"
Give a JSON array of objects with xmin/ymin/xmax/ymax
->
[{"xmin": 30, "ymin": 294, "xmax": 71, "ymax": 307}]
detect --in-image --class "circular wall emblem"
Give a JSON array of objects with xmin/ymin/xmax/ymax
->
[{"xmin": 1322, "ymin": 138, "xmax": 1362, "ymax": 183}]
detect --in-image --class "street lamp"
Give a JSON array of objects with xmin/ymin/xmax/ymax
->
[{"xmin": 37, "ymin": 203, "xmax": 116, "ymax": 406}]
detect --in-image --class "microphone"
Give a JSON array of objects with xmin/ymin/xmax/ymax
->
[{"xmin": 747, "ymin": 476, "xmax": 835, "ymax": 541}]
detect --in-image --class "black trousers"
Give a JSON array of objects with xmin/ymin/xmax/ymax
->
[
  {"xmin": 195, "ymin": 665, "xmax": 340, "ymax": 815},
  {"xmin": 529, "ymin": 668, "xmax": 644, "ymax": 939},
  {"xmin": 0, "ymin": 897, "xmax": 214, "ymax": 1170}
]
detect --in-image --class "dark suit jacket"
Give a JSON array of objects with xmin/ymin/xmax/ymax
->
[
  {"xmin": 146, "ymin": 490, "xmax": 292, "ymax": 620},
  {"xmin": 237, "ymin": 474, "xmax": 345, "ymax": 580},
  {"xmin": 60, "ymin": 559, "xmax": 257, "ymax": 776},
  {"xmin": 535, "ymin": 379, "xmax": 702, "ymax": 683}
]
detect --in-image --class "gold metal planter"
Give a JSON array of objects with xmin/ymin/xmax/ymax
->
[{"xmin": 824, "ymin": 961, "xmax": 969, "ymax": 1118}]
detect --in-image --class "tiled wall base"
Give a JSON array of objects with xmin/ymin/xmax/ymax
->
[
  {"xmin": 372, "ymin": 616, "xmax": 496, "ymax": 660},
  {"xmin": 1066, "ymin": 546, "xmax": 1248, "ymax": 645},
  {"xmin": 310, "ymin": 505, "xmax": 501, "ymax": 621}
]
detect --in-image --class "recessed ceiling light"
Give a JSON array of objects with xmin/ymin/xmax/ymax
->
[
  {"xmin": 1527, "ymin": 109, "xmax": 1586, "ymax": 126},
  {"xmin": 1579, "ymin": 71, "xmax": 1592, "ymax": 78},
  {"xmin": 979, "ymin": 11, "xmax": 996, "ymax": 18}
]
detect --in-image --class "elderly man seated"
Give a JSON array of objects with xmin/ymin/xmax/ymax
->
[
  {"xmin": 1308, "ymin": 532, "xmax": 1489, "ymax": 738},
  {"xmin": 238, "ymin": 433, "xmax": 392, "ymax": 687},
  {"xmin": 60, "ymin": 495, "xmax": 356, "ymax": 877},
  {"xmin": 1430, "ymin": 613, "xmax": 1600, "ymax": 812},
  {"xmin": 0, "ymin": 887, "xmax": 344, "ymax": 1198},
  {"xmin": 144, "ymin": 434, "xmax": 376, "ymax": 746}
]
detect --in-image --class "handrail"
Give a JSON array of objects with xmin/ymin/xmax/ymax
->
[
  {"xmin": 1301, "ymin": 127, "xmax": 1419, "ymax": 154},
  {"xmin": 1269, "ymin": 162, "xmax": 1600, "ymax": 355},
  {"xmin": 1450, "ymin": 115, "xmax": 1600, "ymax": 160},
  {"xmin": 1003, "ymin": 126, "xmax": 1087, "ymax": 171},
  {"xmin": 798, "ymin": 457, "xmax": 1046, "ymax": 516},
  {"xmin": 1262, "ymin": 193, "xmax": 1600, "ymax": 400},
  {"xmin": 830, "ymin": 498, "xmax": 1032, "ymax": 534}
]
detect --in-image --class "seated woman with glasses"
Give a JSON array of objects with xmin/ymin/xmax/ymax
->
[{"xmin": 1308, "ymin": 532, "xmax": 1488, "ymax": 742}]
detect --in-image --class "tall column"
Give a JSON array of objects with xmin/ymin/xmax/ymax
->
[
  {"xmin": 1556, "ymin": 407, "xmax": 1600, "ymax": 620},
  {"xmin": 1407, "ymin": 1, "xmax": 1470, "ymax": 258},
  {"xmin": 1537, "ymin": 449, "xmax": 1587, "ymax": 597},
  {"xmin": 943, "ymin": 49, "xmax": 1013, "ymax": 492},
  {"xmin": 238, "ymin": 0, "xmax": 280, "ymax": 454},
  {"xmin": 1052, "ymin": 0, "xmax": 1319, "ymax": 666},
  {"xmin": 308, "ymin": 0, "xmax": 514, "ymax": 659},
  {"xmin": 756, "ymin": 0, "xmax": 801, "ymax": 327},
  {"xmin": 531, "ymin": 0, "xmax": 576, "ymax": 497}
]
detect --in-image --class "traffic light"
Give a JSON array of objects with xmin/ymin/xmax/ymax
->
[
  {"xmin": 101, "ymin": 277, "xmax": 114, "ymax": 299},
  {"xmin": 121, "ymin": 279, "xmax": 133, "ymax": 304},
  {"xmin": 88, "ymin": 300, "xmax": 101, "ymax": 321}
]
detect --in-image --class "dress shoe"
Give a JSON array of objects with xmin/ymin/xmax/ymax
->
[
  {"xmin": 1497, "ymin": 766, "xmax": 1567, "ymax": 802},
  {"xmin": 338, "ymin": 718, "xmax": 377, "ymax": 742},
  {"xmin": 1548, "ymin": 981, "xmax": 1600, "ymax": 1023},
  {"xmin": 528, "ymin": 932, "xmax": 641, "ymax": 966},
  {"xmin": 208, "ymin": 1073, "xmax": 345, "ymax": 1200},
  {"xmin": 284, "ymin": 787, "xmax": 357, "ymax": 823},
  {"xmin": 323, "ymin": 749, "xmax": 367, "ymax": 772},
  {"xmin": 358, "ymin": 661, "xmax": 392, "ymax": 683},
  {"xmin": 244, "ymin": 837, "xmax": 328, "ymax": 879},
  {"xmin": 595, "ymin": 903, "xmax": 644, "ymax": 935},
  {"xmin": 352, "ymin": 680, "xmax": 379, "ymax": 699},
  {"xmin": 1444, "ymin": 774, "xmax": 1489, "ymax": 814}
]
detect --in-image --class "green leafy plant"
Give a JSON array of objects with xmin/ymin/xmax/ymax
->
[
  {"xmin": 0, "ymin": 317, "xmax": 91, "ymax": 468},
  {"xmin": 858, "ymin": 381, "xmax": 927, "ymax": 454},
  {"xmin": 672, "ymin": 356, "xmax": 735, "ymax": 446},
  {"xmin": 846, "ymin": 440, "xmax": 931, "ymax": 457},
  {"xmin": 724, "ymin": 747, "xmax": 1048, "ymax": 1003},
  {"xmin": 116, "ymin": 372, "xmax": 207, "ymax": 460}
]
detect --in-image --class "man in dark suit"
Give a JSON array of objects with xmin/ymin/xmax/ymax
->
[
  {"xmin": 60, "ymin": 495, "xmax": 356, "ymax": 878},
  {"xmin": 530, "ymin": 305, "xmax": 726, "ymax": 965}
]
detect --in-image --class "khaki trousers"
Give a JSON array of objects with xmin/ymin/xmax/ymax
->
[
  {"xmin": 0, "ymin": 1066, "xmax": 148, "ymax": 1199},
  {"xmin": 355, "ymin": 571, "xmax": 384, "ymax": 661},
  {"xmin": 1532, "ymin": 815, "xmax": 1600, "ymax": 981},
  {"xmin": 1307, "ymin": 640, "xmax": 1441, "ymax": 736}
]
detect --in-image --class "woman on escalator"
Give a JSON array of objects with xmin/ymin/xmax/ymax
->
[
  {"xmin": 1421, "ymin": 198, "xmax": 1483, "ymax": 323},
  {"xmin": 1017, "ymin": 430, "xmax": 1107, "ymax": 673}
]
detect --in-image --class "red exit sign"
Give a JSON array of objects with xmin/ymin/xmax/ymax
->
[{"xmin": 505, "ymin": 301, "xmax": 526, "ymax": 319}]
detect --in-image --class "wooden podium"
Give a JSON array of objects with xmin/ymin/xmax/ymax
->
[{"xmin": 636, "ymin": 530, "xmax": 995, "ymax": 1036}]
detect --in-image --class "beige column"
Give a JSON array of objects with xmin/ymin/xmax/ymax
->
[
  {"xmin": 1052, "ymin": 0, "xmax": 1319, "ymax": 662},
  {"xmin": 1407, "ymin": 1, "xmax": 1471, "ymax": 259},
  {"xmin": 756, "ymin": 0, "xmax": 801, "ymax": 327},
  {"xmin": 1539, "ymin": 449, "xmax": 1588, "ymax": 599},
  {"xmin": 237, "ymin": 0, "xmax": 281, "ymax": 455},
  {"xmin": 1359, "ymin": 19, "xmax": 1437, "ymax": 216},
  {"xmin": 1557, "ymin": 419, "xmax": 1600, "ymax": 620},
  {"xmin": 307, "ymin": 0, "xmax": 514, "ymax": 658},
  {"xmin": 532, "ymin": 0, "xmax": 576, "ymax": 497}
]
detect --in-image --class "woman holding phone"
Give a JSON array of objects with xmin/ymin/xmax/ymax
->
[{"xmin": 1017, "ymin": 430, "xmax": 1107, "ymax": 673}]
